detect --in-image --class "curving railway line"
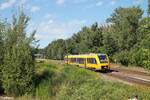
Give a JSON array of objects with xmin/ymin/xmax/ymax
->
[
  {"xmin": 61, "ymin": 58, "xmax": 150, "ymax": 87},
  {"xmin": 99, "ymin": 67, "xmax": 150, "ymax": 87}
]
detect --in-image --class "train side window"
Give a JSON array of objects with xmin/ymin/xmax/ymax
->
[
  {"xmin": 73, "ymin": 58, "xmax": 76, "ymax": 63},
  {"xmin": 78, "ymin": 58, "xmax": 84, "ymax": 64},
  {"xmin": 87, "ymin": 58, "xmax": 97, "ymax": 64},
  {"xmin": 71, "ymin": 58, "xmax": 76, "ymax": 63},
  {"xmin": 76, "ymin": 58, "xmax": 78, "ymax": 63}
]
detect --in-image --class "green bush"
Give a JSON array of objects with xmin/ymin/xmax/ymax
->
[
  {"xmin": 113, "ymin": 51, "xmax": 130, "ymax": 66},
  {"xmin": 113, "ymin": 48, "xmax": 150, "ymax": 69},
  {"xmin": 2, "ymin": 42, "xmax": 35, "ymax": 96},
  {"xmin": 1, "ymin": 13, "xmax": 36, "ymax": 96},
  {"xmin": 143, "ymin": 61, "xmax": 150, "ymax": 70},
  {"xmin": 130, "ymin": 48, "xmax": 150, "ymax": 68}
]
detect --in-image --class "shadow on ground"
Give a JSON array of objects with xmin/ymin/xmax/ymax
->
[
  {"xmin": 34, "ymin": 69, "xmax": 54, "ymax": 87},
  {"xmin": 95, "ymin": 69, "xmax": 119, "ymax": 74}
]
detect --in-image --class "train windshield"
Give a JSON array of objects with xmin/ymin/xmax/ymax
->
[{"xmin": 98, "ymin": 54, "xmax": 108, "ymax": 63}]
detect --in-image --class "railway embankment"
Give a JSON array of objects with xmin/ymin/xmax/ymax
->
[{"xmin": 18, "ymin": 60, "xmax": 150, "ymax": 100}]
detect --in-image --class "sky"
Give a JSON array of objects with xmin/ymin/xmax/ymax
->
[{"xmin": 0, "ymin": 0, "xmax": 148, "ymax": 48}]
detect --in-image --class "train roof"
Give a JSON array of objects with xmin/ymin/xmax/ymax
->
[{"xmin": 64, "ymin": 53, "xmax": 107, "ymax": 58}]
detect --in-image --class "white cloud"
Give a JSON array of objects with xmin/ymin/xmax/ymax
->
[
  {"xmin": 110, "ymin": 0, "xmax": 117, "ymax": 5},
  {"xmin": 37, "ymin": 19, "xmax": 86, "ymax": 39},
  {"xmin": 20, "ymin": 0, "xmax": 27, "ymax": 5},
  {"xmin": 56, "ymin": 0, "xmax": 65, "ymax": 5},
  {"xmin": 96, "ymin": 1, "xmax": 103, "ymax": 6},
  {"xmin": 84, "ymin": 1, "xmax": 103, "ymax": 9},
  {"xmin": 72, "ymin": 0, "xmax": 88, "ymax": 4},
  {"xmin": 28, "ymin": 16, "xmax": 87, "ymax": 47},
  {"xmin": 0, "ymin": 0, "xmax": 16, "ymax": 10},
  {"xmin": 30, "ymin": 6, "xmax": 40, "ymax": 12},
  {"xmin": 44, "ymin": 14, "xmax": 53, "ymax": 19},
  {"xmin": 133, "ymin": 0, "xmax": 143, "ymax": 5}
]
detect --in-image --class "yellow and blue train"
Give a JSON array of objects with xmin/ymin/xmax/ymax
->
[{"xmin": 64, "ymin": 53, "xmax": 110, "ymax": 70}]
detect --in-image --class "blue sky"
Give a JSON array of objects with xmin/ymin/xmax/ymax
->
[{"xmin": 0, "ymin": 0, "xmax": 148, "ymax": 48}]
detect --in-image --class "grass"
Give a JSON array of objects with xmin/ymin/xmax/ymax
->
[{"xmin": 18, "ymin": 60, "xmax": 150, "ymax": 100}]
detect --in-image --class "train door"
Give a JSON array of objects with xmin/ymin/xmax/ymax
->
[
  {"xmin": 87, "ymin": 58, "xmax": 97, "ymax": 69},
  {"xmin": 78, "ymin": 58, "xmax": 85, "ymax": 67}
]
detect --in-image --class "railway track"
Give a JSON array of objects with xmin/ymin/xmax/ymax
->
[
  {"xmin": 111, "ymin": 67, "xmax": 150, "ymax": 76},
  {"xmin": 61, "ymin": 59, "xmax": 150, "ymax": 87},
  {"xmin": 100, "ymin": 68, "xmax": 150, "ymax": 87}
]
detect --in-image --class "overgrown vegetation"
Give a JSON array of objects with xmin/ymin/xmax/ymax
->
[
  {"xmin": 18, "ymin": 60, "xmax": 150, "ymax": 100},
  {"xmin": 0, "ymin": 0, "xmax": 150, "ymax": 98},
  {"xmin": 0, "ymin": 13, "xmax": 36, "ymax": 96},
  {"xmin": 45, "ymin": 2, "xmax": 150, "ymax": 70}
]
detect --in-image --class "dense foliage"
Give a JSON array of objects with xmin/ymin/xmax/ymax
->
[
  {"xmin": 0, "ymin": 13, "xmax": 36, "ymax": 96},
  {"xmin": 45, "ymin": 6, "xmax": 150, "ymax": 70}
]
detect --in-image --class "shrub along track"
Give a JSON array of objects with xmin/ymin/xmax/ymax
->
[{"xmin": 100, "ymin": 67, "xmax": 150, "ymax": 87}]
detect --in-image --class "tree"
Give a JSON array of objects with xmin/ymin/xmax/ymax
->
[
  {"xmin": 136, "ymin": 17, "xmax": 150, "ymax": 43},
  {"xmin": 107, "ymin": 6, "xmax": 143, "ymax": 50},
  {"xmin": 0, "ymin": 21, "xmax": 6, "ymax": 67},
  {"xmin": 103, "ymin": 33, "xmax": 118, "ymax": 56},
  {"xmin": 71, "ymin": 26, "xmax": 92, "ymax": 53},
  {"xmin": 91, "ymin": 22, "xmax": 98, "ymax": 32},
  {"xmin": 45, "ymin": 39, "xmax": 66, "ymax": 59},
  {"xmin": 90, "ymin": 26, "xmax": 103, "ymax": 53},
  {"xmin": 0, "ymin": 21, "xmax": 5, "ymax": 93},
  {"xmin": 93, "ymin": 28, "xmax": 103, "ymax": 47},
  {"xmin": 2, "ymin": 13, "xmax": 35, "ymax": 96}
]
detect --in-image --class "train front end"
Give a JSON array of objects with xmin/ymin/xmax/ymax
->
[{"xmin": 98, "ymin": 54, "xmax": 110, "ymax": 70}]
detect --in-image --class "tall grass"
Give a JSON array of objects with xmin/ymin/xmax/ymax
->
[{"xmin": 18, "ymin": 60, "xmax": 150, "ymax": 100}]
